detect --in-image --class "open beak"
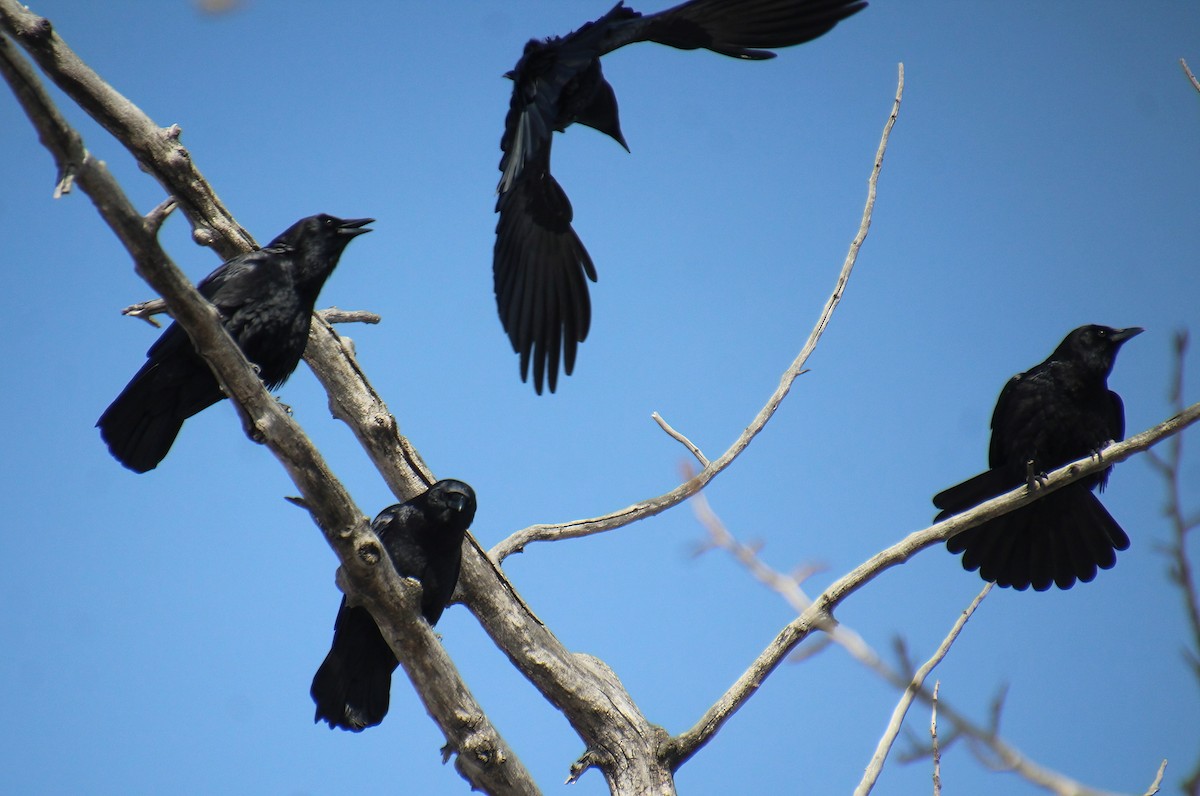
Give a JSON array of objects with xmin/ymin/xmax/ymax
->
[{"xmin": 338, "ymin": 217, "xmax": 374, "ymax": 237}]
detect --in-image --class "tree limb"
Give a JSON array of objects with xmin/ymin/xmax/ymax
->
[
  {"xmin": 1181, "ymin": 58, "xmax": 1200, "ymax": 95},
  {"xmin": 0, "ymin": 14, "xmax": 536, "ymax": 794},
  {"xmin": 666, "ymin": 399, "xmax": 1200, "ymax": 768},
  {"xmin": 854, "ymin": 585, "xmax": 990, "ymax": 796},
  {"xmin": 691, "ymin": 485, "xmax": 1137, "ymax": 795},
  {"xmin": 0, "ymin": 0, "xmax": 252, "ymax": 258},
  {"xmin": 1144, "ymin": 332, "xmax": 1200, "ymax": 796}
]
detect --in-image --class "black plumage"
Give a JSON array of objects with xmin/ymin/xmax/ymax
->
[
  {"xmin": 311, "ymin": 480, "xmax": 477, "ymax": 732},
  {"xmin": 495, "ymin": 0, "xmax": 867, "ymax": 393},
  {"xmin": 97, "ymin": 214, "xmax": 372, "ymax": 472},
  {"xmin": 934, "ymin": 325, "xmax": 1143, "ymax": 591}
]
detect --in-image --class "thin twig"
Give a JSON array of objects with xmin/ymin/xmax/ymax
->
[
  {"xmin": 1143, "ymin": 760, "xmax": 1168, "ymax": 796},
  {"xmin": 931, "ymin": 682, "xmax": 942, "ymax": 796},
  {"xmin": 1182, "ymin": 59, "xmax": 1200, "ymax": 95},
  {"xmin": 653, "ymin": 412, "xmax": 709, "ymax": 466},
  {"xmin": 1145, "ymin": 332, "xmax": 1200, "ymax": 796},
  {"xmin": 854, "ymin": 585, "xmax": 990, "ymax": 796},
  {"xmin": 490, "ymin": 62, "xmax": 905, "ymax": 563}
]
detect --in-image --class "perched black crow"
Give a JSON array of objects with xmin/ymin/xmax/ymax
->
[
  {"xmin": 311, "ymin": 480, "xmax": 477, "ymax": 732},
  {"xmin": 97, "ymin": 214, "xmax": 372, "ymax": 472},
  {"xmin": 495, "ymin": 0, "xmax": 868, "ymax": 393},
  {"xmin": 934, "ymin": 325, "xmax": 1143, "ymax": 591}
]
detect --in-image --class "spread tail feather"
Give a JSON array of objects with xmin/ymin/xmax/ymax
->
[{"xmin": 944, "ymin": 485, "xmax": 1129, "ymax": 591}]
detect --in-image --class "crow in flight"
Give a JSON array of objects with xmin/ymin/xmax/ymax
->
[
  {"xmin": 311, "ymin": 480, "xmax": 477, "ymax": 732},
  {"xmin": 97, "ymin": 214, "xmax": 372, "ymax": 472},
  {"xmin": 933, "ymin": 325, "xmax": 1143, "ymax": 591},
  {"xmin": 495, "ymin": 0, "xmax": 867, "ymax": 393}
]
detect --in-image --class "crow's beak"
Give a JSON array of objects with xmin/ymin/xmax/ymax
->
[
  {"xmin": 503, "ymin": 70, "xmax": 515, "ymax": 80},
  {"xmin": 1111, "ymin": 327, "xmax": 1144, "ymax": 344},
  {"xmin": 338, "ymin": 217, "xmax": 374, "ymax": 237}
]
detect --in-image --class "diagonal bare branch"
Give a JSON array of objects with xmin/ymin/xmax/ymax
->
[
  {"xmin": 854, "ymin": 585, "xmax": 991, "ymax": 796},
  {"xmin": 666, "ymin": 397, "xmax": 1200, "ymax": 769},
  {"xmin": 694, "ymin": 487, "xmax": 1138, "ymax": 796},
  {"xmin": 0, "ymin": 0, "xmax": 252, "ymax": 257},
  {"xmin": 0, "ymin": 14, "xmax": 536, "ymax": 794},
  {"xmin": 1182, "ymin": 58, "xmax": 1200, "ymax": 95}
]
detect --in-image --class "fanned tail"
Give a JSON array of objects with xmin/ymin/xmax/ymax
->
[{"xmin": 944, "ymin": 485, "xmax": 1129, "ymax": 591}]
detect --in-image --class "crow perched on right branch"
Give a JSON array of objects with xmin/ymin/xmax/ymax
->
[
  {"xmin": 933, "ymin": 325, "xmax": 1143, "ymax": 591},
  {"xmin": 311, "ymin": 480, "xmax": 477, "ymax": 732},
  {"xmin": 495, "ymin": 0, "xmax": 868, "ymax": 394},
  {"xmin": 97, "ymin": 214, "xmax": 372, "ymax": 472}
]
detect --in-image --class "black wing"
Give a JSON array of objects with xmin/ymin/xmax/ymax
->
[
  {"xmin": 496, "ymin": 32, "xmax": 617, "ymax": 394},
  {"xmin": 622, "ymin": 0, "xmax": 868, "ymax": 58}
]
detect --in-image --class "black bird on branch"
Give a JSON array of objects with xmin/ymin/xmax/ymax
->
[
  {"xmin": 311, "ymin": 480, "xmax": 477, "ymax": 732},
  {"xmin": 933, "ymin": 325, "xmax": 1143, "ymax": 591},
  {"xmin": 495, "ymin": 0, "xmax": 867, "ymax": 393},
  {"xmin": 97, "ymin": 214, "xmax": 372, "ymax": 473}
]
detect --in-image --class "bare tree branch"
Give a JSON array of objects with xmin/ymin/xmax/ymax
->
[
  {"xmin": 854, "ymin": 585, "xmax": 990, "ymax": 796},
  {"xmin": 653, "ymin": 411, "xmax": 709, "ymax": 466},
  {"xmin": 931, "ymin": 682, "xmax": 942, "ymax": 796},
  {"xmin": 666, "ymin": 397, "xmax": 1200, "ymax": 769},
  {"xmin": 490, "ymin": 62, "xmax": 906, "ymax": 563},
  {"xmin": 1142, "ymin": 759, "xmax": 1168, "ymax": 796},
  {"xmin": 1144, "ymin": 331, "xmax": 1200, "ymax": 796},
  {"xmin": 1, "ymin": 5, "xmax": 692, "ymax": 788},
  {"xmin": 301, "ymin": 289, "xmax": 681, "ymax": 793},
  {"xmin": 0, "ymin": 14, "xmax": 536, "ymax": 794},
  {"xmin": 1182, "ymin": 58, "xmax": 1200, "ymax": 95},
  {"xmin": 692, "ymin": 486, "xmax": 1136, "ymax": 796},
  {"xmin": 0, "ymin": 0, "xmax": 252, "ymax": 258}
]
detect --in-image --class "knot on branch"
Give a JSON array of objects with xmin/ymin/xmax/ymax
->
[
  {"xmin": 457, "ymin": 728, "xmax": 507, "ymax": 768},
  {"xmin": 192, "ymin": 225, "xmax": 217, "ymax": 248},
  {"xmin": 22, "ymin": 15, "xmax": 53, "ymax": 43},
  {"xmin": 355, "ymin": 540, "xmax": 382, "ymax": 566}
]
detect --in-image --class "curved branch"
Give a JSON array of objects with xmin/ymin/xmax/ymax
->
[
  {"xmin": 666, "ymin": 398, "xmax": 1200, "ymax": 767},
  {"xmin": 489, "ymin": 62, "xmax": 906, "ymax": 563},
  {"xmin": 696, "ymin": 487, "xmax": 1139, "ymax": 796}
]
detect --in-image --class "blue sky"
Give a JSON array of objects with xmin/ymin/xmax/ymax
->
[{"xmin": 1, "ymin": 1, "xmax": 1197, "ymax": 794}]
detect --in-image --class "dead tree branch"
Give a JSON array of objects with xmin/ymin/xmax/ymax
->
[
  {"xmin": 1145, "ymin": 331, "xmax": 1200, "ymax": 796},
  {"xmin": 666, "ymin": 398, "xmax": 1200, "ymax": 769},
  {"xmin": 0, "ymin": 10, "xmax": 534, "ymax": 794},
  {"xmin": 692, "ymin": 489, "xmax": 1143, "ymax": 796},
  {"xmin": 854, "ymin": 585, "xmax": 990, "ymax": 796}
]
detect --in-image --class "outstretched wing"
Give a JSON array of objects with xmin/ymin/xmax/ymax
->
[{"xmin": 626, "ymin": 0, "xmax": 868, "ymax": 59}]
